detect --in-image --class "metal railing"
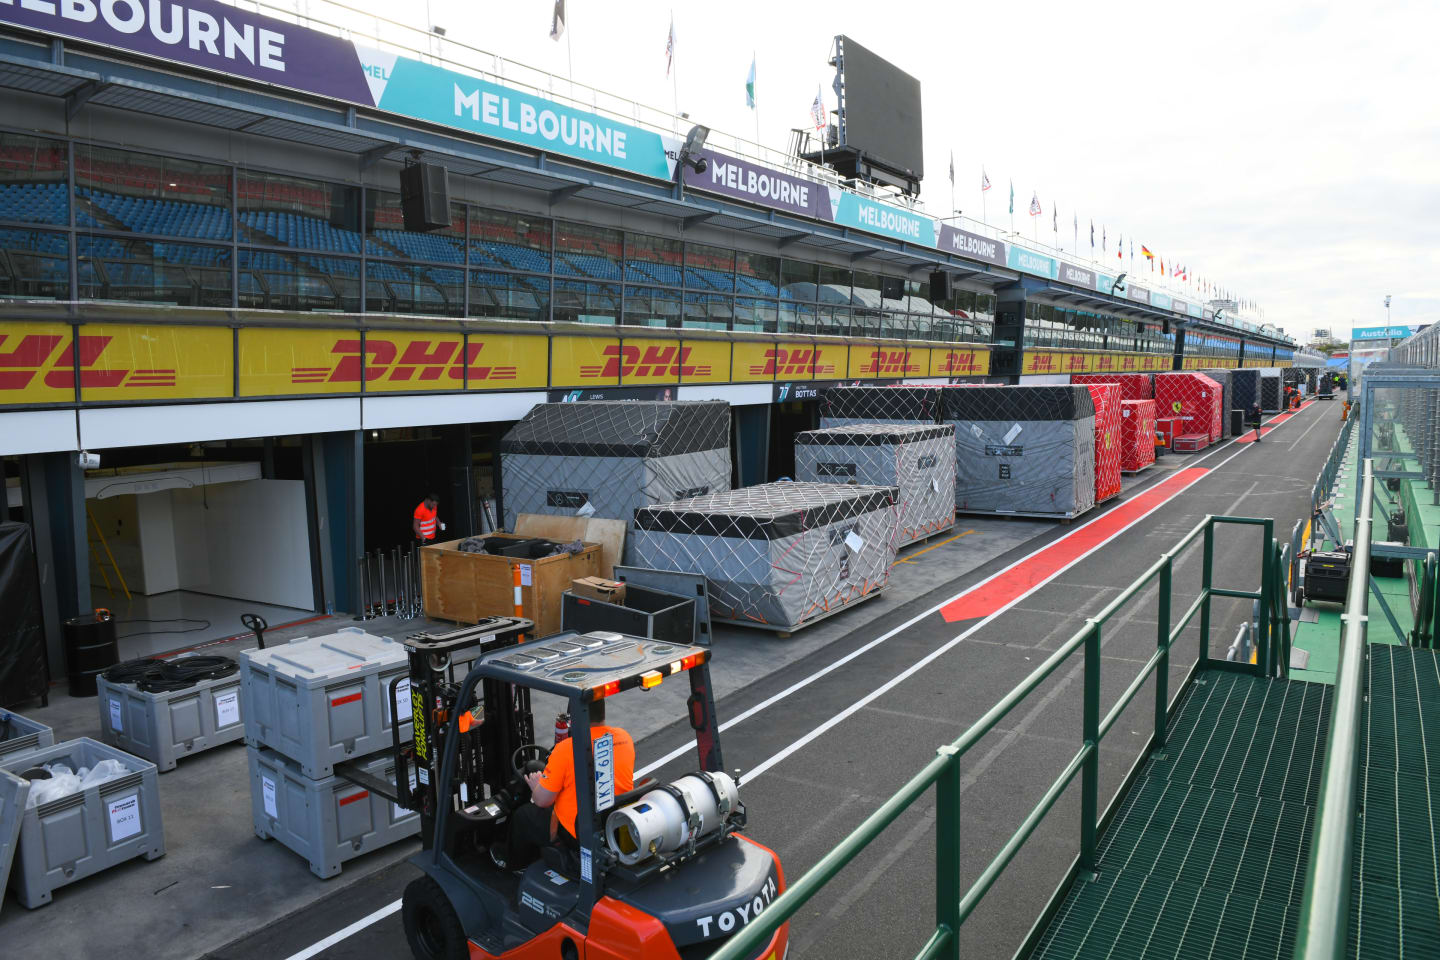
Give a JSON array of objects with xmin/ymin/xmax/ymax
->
[
  {"xmin": 1293, "ymin": 459, "xmax": 1375, "ymax": 960},
  {"xmin": 712, "ymin": 514, "xmax": 1289, "ymax": 960}
]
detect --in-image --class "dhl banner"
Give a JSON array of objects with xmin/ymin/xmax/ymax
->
[
  {"xmin": 79, "ymin": 324, "xmax": 233, "ymax": 401},
  {"xmin": 611, "ymin": 339, "xmax": 729, "ymax": 385},
  {"xmin": 240, "ymin": 328, "xmax": 550, "ymax": 396},
  {"xmin": 551, "ymin": 336, "xmax": 618, "ymax": 387},
  {"xmin": 731, "ymin": 342, "xmax": 848, "ymax": 381},
  {"xmin": 847, "ymin": 345, "xmax": 927, "ymax": 379},
  {"xmin": 0, "ymin": 322, "xmax": 232, "ymax": 404},
  {"xmin": 931, "ymin": 346, "xmax": 989, "ymax": 378},
  {"xmin": 0, "ymin": 321, "xmax": 90, "ymax": 404}
]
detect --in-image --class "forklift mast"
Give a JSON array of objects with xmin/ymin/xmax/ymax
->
[{"xmin": 388, "ymin": 618, "xmax": 532, "ymax": 845}]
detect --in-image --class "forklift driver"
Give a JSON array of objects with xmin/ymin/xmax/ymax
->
[{"xmin": 490, "ymin": 698, "xmax": 635, "ymax": 870}]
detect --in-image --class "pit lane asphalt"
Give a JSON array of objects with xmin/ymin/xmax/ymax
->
[{"xmin": 207, "ymin": 398, "xmax": 1344, "ymax": 960}]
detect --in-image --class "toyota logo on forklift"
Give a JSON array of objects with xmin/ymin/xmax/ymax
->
[{"xmin": 388, "ymin": 623, "xmax": 790, "ymax": 960}]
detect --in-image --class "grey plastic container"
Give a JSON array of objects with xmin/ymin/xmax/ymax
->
[
  {"xmin": 248, "ymin": 744, "xmax": 419, "ymax": 879},
  {"xmin": 0, "ymin": 764, "xmax": 29, "ymax": 918},
  {"xmin": 240, "ymin": 627, "xmax": 411, "ymax": 779},
  {"xmin": 0, "ymin": 708, "xmax": 54, "ymax": 764},
  {"xmin": 96, "ymin": 669, "xmax": 244, "ymax": 772},
  {"xmin": 0, "ymin": 737, "xmax": 165, "ymax": 908}
]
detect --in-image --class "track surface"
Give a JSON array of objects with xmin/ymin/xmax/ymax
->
[{"xmin": 207, "ymin": 399, "xmax": 1342, "ymax": 960}]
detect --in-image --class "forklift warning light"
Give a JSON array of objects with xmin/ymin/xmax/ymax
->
[{"xmin": 586, "ymin": 650, "xmax": 710, "ymax": 700}]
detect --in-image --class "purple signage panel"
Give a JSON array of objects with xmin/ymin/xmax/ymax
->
[
  {"xmin": 1057, "ymin": 262, "xmax": 1095, "ymax": 288},
  {"xmin": 683, "ymin": 148, "xmax": 831, "ymax": 220},
  {"xmin": 1, "ymin": 0, "xmax": 373, "ymax": 105},
  {"xmin": 936, "ymin": 223, "xmax": 1005, "ymax": 267}
]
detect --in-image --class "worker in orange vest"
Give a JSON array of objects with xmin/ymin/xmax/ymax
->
[{"xmin": 413, "ymin": 493, "xmax": 444, "ymax": 544}]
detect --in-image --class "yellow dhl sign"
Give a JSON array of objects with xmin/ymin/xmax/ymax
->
[
  {"xmin": 1023, "ymin": 350, "xmax": 1172, "ymax": 375},
  {"xmin": 237, "ymin": 329, "xmax": 548, "ymax": 396},
  {"xmin": 0, "ymin": 322, "xmax": 232, "ymax": 403},
  {"xmin": 1, "ymin": 320, "xmax": 998, "ymax": 406},
  {"xmin": 847, "ymin": 346, "xmax": 927, "ymax": 379}
]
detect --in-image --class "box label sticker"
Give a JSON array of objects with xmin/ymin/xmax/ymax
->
[
  {"xmin": 844, "ymin": 530, "xmax": 865, "ymax": 553},
  {"xmin": 999, "ymin": 463, "xmax": 1012, "ymax": 480},
  {"xmin": 580, "ymin": 847, "xmax": 593, "ymax": 882},
  {"xmin": 520, "ymin": 565, "xmax": 533, "ymax": 587},
  {"xmin": 109, "ymin": 697, "xmax": 123, "ymax": 732},
  {"xmin": 214, "ymin": 689, "xmax": 241, "ymax": 728},
  {"xmin": 1003, "ymin": 423, "xmax": 1023, "ymax": 445},
  {"xmin": 107, "ymin": 792, "xmax": 142, "ymax": 843},
  {"xmin": 393, "ymin": 678, "xmax": 412, "ymax": 723},
  {"xmin": 262, "ymin": 775, "xmax": 278, "ymax": 819}
]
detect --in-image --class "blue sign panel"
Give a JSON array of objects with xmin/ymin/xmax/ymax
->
[
  {"xmin": 362, "ymin": 51, "xmax": 672, "ymax": 180},
  {"xmin": 1006, "ymin": 246, "xmax": 1058, "ymax": 280},
  {"xmin": 831, "ymin": 193, "xmax": 936, "ymax": 246},
  {"xmin": 1352, "ymin": 325, "xmax": 1415, "ymax": 340},
  {"xmin": 1150, "ymin": 292, "xmax": 1172, "ymax": 311}
]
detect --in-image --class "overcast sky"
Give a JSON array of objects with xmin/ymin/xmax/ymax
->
[{"xmin": 332, "ymin": 0, "xmax": 1437, "ymax": 340}]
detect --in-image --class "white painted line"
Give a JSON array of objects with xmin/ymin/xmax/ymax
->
[
  {"xmin": 642, "ymin": 406, "xmax": 1308, "ymax": 781},
  {"xmin": 283, "ymin": 898, "xmax": 401, "ymax": 960}
]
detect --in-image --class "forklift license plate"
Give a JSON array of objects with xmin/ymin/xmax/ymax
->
[{"xmin": 594, "ymin": 733, "xmax": 616, "ymax": 812}]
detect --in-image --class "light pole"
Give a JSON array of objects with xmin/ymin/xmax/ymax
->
[{"xmin": 1385, "ymin": 294, "xmax": 1392, "ymax": 328}]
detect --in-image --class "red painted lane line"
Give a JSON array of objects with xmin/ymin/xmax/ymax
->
[
  {"xmin": 1234, "ymin": 399, "xmax": 1317, "ymax": 443},
  {"xmin": 940, "ymin": 467, "xmax": 1211, "ymax": 623}
]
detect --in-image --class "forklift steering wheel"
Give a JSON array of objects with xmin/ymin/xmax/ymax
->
[{"xmin": 511, "ymin": 743, "xmax": 550, "ymax": 777}]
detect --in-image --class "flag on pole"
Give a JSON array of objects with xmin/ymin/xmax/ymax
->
[
  {"xmin": 1102, "ymin": 226, "xmax": 1107, "ymax": 253},
  {"xmin": 550, "ymin": 0, "xmax": 565, "ymax": 40},
  {"xmin": 1052, "ymin": 203, "xmax": 1057, "ymax": 232},
  {"xmin": 1008, "ymin": 180, "xmax": 1014, "ymax": 214},
  {"xmin": 665, "ymin": 18, "xmax": 675, "ymax": 77},
  {"xmin": 981, "ymin": 169, "xmax": 992, "ymax": 191},
  {"xmin": 1029, "ymin": 192, "xmax": 1041, "ymax": 216},
  {"xmin": 1090, "ymin": 219, "xmax": 1095, "ymax": 249},
  {"xmin": 948, "ymin": 151, "xmax": 955, "ymax": 186},
  {"xmin": 745, "ymin": 54, "xmax": 756, "ymax": 108},
  {"xmin": 810, "ymin": 87, "xmax": 825, "ymax": 131},
  {"xmin": 1118, "ymin": 234, "xmax": 1123, "ymax": 260}
]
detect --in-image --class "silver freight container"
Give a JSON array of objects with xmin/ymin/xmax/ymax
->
[
  {"xmin": 96, "ymin": 669, "xmax": 245, "ymax": 772},
  {"xmin": 240, "ymin": 627, "xmax": 412, "ymax": 779},
  {"xmin": 0, "ymin": 737, "xmax": 165, "ymax": 908},
  {"xmin": 248, "ymin": 745, "xmax": 419, "ymax": 879},
  {"xmin": 0, "ymin": 708, "xmax": 54, "ymax": 764}
]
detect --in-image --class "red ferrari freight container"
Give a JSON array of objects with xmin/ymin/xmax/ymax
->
[
  {"xmin": 1083, "ymin": 383, "xmax": 1123, "ymax": 502},
  {"xmin": 1070, "ymin": 373, "xmax": 1153, "ymax": 401},
  {"xmin": 1120, "ymin": 399, "xmax": 1157, "ymax": 472},
  {"xmin": 1153, "ymin": 373, "xmax": 1223, "ymax": 442}
]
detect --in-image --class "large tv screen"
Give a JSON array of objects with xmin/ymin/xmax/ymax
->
[{"xmin": 838, "ymin": 36, "xmax": 924, "ymax": 179}]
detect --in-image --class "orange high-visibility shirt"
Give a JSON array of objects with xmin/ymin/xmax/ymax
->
[
  {"xmin": 538, "ymin": 725, "xmax": 635, "ymax": 838},
  {"xmin": 414, "ymin": 502, "xmax": 437, "ymax": 540}
]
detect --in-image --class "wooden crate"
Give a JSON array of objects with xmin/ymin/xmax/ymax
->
[{"xmin": 420, "ymin": 534, "xmax": 601, "ymax": 637}]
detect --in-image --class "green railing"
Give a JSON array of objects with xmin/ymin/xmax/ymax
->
[
  {"xmin": 1293, "ymin": 458, "xmax": 1374, "ymax": 960},
  {"xmin": 712, "ymin": 515, "xmax": 1290, "ymax": 960}
]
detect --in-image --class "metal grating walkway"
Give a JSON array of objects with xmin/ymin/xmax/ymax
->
[
  {"xmin": 1350, "ymin": 645, "xmax": 1440, "ymax": 959},
  {"xmin": 1030, "ymin": 671, "xmax": 1333, "ymax": 960}
]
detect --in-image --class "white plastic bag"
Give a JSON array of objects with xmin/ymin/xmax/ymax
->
[{"xmin": 81, "ymin": 759, "xmax": 128, "ymax": 789}]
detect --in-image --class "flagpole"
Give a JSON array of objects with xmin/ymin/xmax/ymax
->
[
  {"xmin": 669, "ymin": 11, "xmax": 678, "ymax": 125},
  {"xmin": 752, "ymin": 50, "xmax": 760, "ymax": 148},
  {"xmin": 566, "ymin": 17, "xmax": 573, "ymax": 82}
]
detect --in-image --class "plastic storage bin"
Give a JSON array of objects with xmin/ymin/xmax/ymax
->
[
  {"xmin": 240, "ymin": 628, "xmax": 411, "ymax": 779},
  {"xmin": 96, "ymin": 670, "xmax": 245, "ymax": 772},
  {"xmin": 0, "ymin": 708, "xmax": 54, "ymax": 764},
  {"xmin": 0, "ymin": 764, "xmax": 30, "ymax": 918},
  {"xmin": 0, "ymin": 737, "xmax": 165, "ymax": 908},
  {"xmin": 248, "ymin": 745, "xmax": 419, "ymax": 879}
]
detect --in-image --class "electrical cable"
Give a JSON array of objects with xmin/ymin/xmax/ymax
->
[
  {"xmin": 103, "ymin": 654, "xmax": 238, "ymax": 692},
  {"xmin": 115, "ymin": 618, "xmax": 212, "ymax": 639}
]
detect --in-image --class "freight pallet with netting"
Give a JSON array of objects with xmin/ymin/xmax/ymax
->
[{"xmin": 632, "ymin": 481, "xmax": 900, "ymax": 638}]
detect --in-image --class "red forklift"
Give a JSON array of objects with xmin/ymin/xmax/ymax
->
[{"xmin": 387, "ymin": 623, "xmax": 788, "ymax": 960}]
